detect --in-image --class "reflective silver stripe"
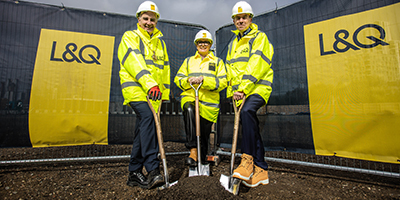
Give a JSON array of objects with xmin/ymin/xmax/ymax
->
[
  {"xmin": 187, "ymin": 73, "xmax": 225, "ymax": 91},
  {"xmin": 248, "ymin": 32, "xmax": 259, "ymax": 53},
  {"xmin": 186, "ymin": 57, "xmax": 190, "ymax": 72},
  {"xmin": 253, "ymin": 50, "xmax": 271, "ymax": 65},
  {"xmin": 122, "ymin": 82, "xmax": 170, "ymax": 90},
  {"xmin": 177, "ymin": 72, "xmax": 187, "ymax": 88},
  {"xmin": 176, "ymin": 73, "xmax": 187, "ymax": 78},
  {"xmin": 164, "ymin": 61, "xmax": 169, "ymax": 66},
  {"xmin": 188, "ymin": 72, "xmax": 218, "ymax": 90},
  {"xmin": 121, "ymin": 39, "xmax": 144, "ymax": 65},
  {"xmin": 179, "ymin": 79, "xmax": 185, "ymax": 88},
  {"xmin": 227, "ymin": 37, "xmax": 235, "ymax": 57},
  {"xmin": 188, "ymin": 72, "xmax": 202, "ymax": 77},
  {"xmin": 154, "ymin": 63, "xmax": 164, "ymax": 70},
  {"xmin": 213, "ymin": 59, "xmax": 225, "ymax": 91},
  {"xmin": 121, "ymin": 48, "xmax": 133, "ymax": 65},
  {"xmin": 122, "ymin": 48, "xmax": 141, "ymax": 65},
  {"xmin": 222, "ymin": 60, "xmax": 228, "ymax": 75},
  {"xmin": 248, "ymin": 32, "xmax": 272, "ymax": 65},
  {"xmin": 231, "ymin": 80, "xmax": 271, "ymax": 91},
  {"xmin": 145, "ymin": 60, "xmax": 164, "ymax": 69},
  {"xmin": 139, "ymin": 41, "xmax": 144, "ymax": 56},
  {"xmin": 159, "ymin": 38, "xmax": 165, "ymax": 51},
  {"xmin": 188, "ymin": 73, "xmax": 216, "ymax": 78},
  {"xmin": 232, "ymin": 84, "xmax": 239, "ymax": 91},
  {"xmin": 229, "ymin": 57, "xmax": 249, "ymax": 64},
  {"xmin": 180, "ymin": 96, "xmax": 219, "ymax": 109},
  {"xmin": 121, "ymin": 81, "xmax": 141, "ymax": 89},
  {"xmin": 243, "ymin": 74, "xmax": 257, "ymax": 83},
  {"xmin": 200, "ymin": 101, "xmax": 219, "ymax": 108},
  {"xmin": 257, "ymin": 79, "xmax": 272, "ymax": 87},
  {"xmin": 228, "ymin": 32, "xmax": 262, "ymax": 65},
  {"xmin": 132, "ymin": 30, "xmax": 145, "ymax": 56},
  {"xmin": 213, "ymin": 76, "xmax": 219, "ymax": 91},
  {"xmin": 217, "ymin": 75, "xmax": 227, "ymax": 79},
  {"xmin": 136, "ymin": 70, "xmax": 151, "ymax": 80}
]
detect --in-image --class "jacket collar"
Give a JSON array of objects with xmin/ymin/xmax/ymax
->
[
  {"xmin": 194, "ymin": 51, "xmax": 214, "ymax": 59},
  {"xmin": 232, "ymin": 23, "xmax": 258, "ymax": 38},
  {"xmin": 136, "ymin": 23, "xmax": 163, "ymax": 40}
]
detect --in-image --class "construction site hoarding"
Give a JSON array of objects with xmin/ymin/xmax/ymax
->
[
  {"xmin": 1, "ymin": 0, "xmax": 399, "ymax": 164},
  {"xmin": 304, "ymin": 3, "xmax": 400, "ymax": 163}
]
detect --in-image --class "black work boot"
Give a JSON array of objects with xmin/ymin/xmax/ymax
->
[
  {"xmin": 147, "ymin": 168, "xmax": 164, "ymax": 189},
  {"xmin": 127, "ymin": 169, "xmax": 149, "ymax": 189}
]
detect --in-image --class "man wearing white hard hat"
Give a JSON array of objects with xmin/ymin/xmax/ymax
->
[
  {"xmin": 226, "ymin": 1, "xmax": 274, "ymax": 188},
  {"xmin": 174, "ymin": 30, "xmax": 227, "ymax": 166},
  {"xmin": 118, "ymin": 1, "xmax": 170, "ymax": 189}
]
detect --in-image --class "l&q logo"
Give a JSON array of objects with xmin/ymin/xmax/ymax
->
[
  {"xmin": 30, "ymin": 28, "xmax": 115, "ymax": 148},
  {"xmin": 50, "ymin": 41, "xmax": 101, "ymax": 65},
  {"xmin": 319, "ymin": 24, "xmax": 389, "ymax": 56}
]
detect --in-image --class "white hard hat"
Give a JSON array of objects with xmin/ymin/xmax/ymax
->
[
  {"xmin": 232, "ymin": 1, "xmax": 254, "ymax": 19},
  {"xmin": 194, "ymin": 30, "xmax": 213, "ymax": 45},
  {"xmin": 136, "ymin": 1, "xmax": 160, "ymax": 19}
]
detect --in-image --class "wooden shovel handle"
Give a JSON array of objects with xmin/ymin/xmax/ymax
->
[
  {"xmin": 190, "ymin": 83, "xmax": 202, "ymax": 137},
  {"xmin": 146, "ymin": 96, "xmax": 165, "ymax": 160},
  {"xmin": 230, "ymin": 96, "xmax": 246, "ymax": 174}
]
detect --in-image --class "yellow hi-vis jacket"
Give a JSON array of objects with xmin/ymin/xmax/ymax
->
[
  {"xmin": 118, "ymin": 24, "xmax": 170, "ymax": 111},
  {"xmin": 174, "ymin": 51, "xmax": 227, "ymax": 123},
  {"xmin": 226, "ymin": 23, "xmax": 274, "ymax": 106}
]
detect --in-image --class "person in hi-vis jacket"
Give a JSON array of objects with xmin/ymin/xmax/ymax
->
[
  {"xmin": 118, "ymin": 1, "xmax": 170, "ymax": 189},
  {"xmin": 226, "ymin": 1, "xmax": 274, "ymax": 188},
  {"xmin": 174, "ymin": 30, "xmax": 227, "ymax": 167}
]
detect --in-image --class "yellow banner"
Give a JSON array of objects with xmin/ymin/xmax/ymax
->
[
  {"xmin": 29, "ymin": 29, "xmax": 114, "ymax": 147},
  {"xmin": 304, "ymin": 3, "xmax": 400, "ymax": 163}
]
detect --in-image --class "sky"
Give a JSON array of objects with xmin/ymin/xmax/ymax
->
[{"xmin": 23, "ymin": 0, "xmax": 303, "ymax": 36}]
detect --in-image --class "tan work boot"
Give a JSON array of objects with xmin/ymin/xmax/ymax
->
[
  {"xmin": 232, "ymin": 153, "xmax": 253, "ymax": 181},
  {"xmin": 185, "ymin": 148, "xmax": 197, "ymax": 167},
  {"xmin": 242, "ymin": 165, "xmax": 269, "ymax": 187}
]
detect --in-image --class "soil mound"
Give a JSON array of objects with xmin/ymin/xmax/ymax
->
[{"xmin": 151, "ymin": 176, "xmax": 243, "ymax": 199}]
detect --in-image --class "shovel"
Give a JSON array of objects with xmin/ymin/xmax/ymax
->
[
  {"xmin": 219, "ymin": 96, "xmax": 246, "ymax": 195},
  {"xmin": 206, "ymin": 123, "xmax": 220, "ymax": 166},
  {"xmin": 188, "ymin": 82, "xmax": 210, "ymax": 177},
  {"xmin": 146, "ymin": 96, "xmax": 178, "ymax": 189}
]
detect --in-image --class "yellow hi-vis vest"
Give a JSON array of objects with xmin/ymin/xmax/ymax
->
[
  {"xmin": 226, "ymin": 23, "xmax": 274, "ymax": 106},
  {"xmin": 174, "ymin": 51, "xmax": 227, "ymax": 123},
  {"xmin": 118, "ymin": 24, "xmax": 170, "ymax": 111}
]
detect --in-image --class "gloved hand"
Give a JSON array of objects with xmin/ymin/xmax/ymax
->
[{"xmin": 148, "ymin": 86, "xmax": 161, "ymax": 101}]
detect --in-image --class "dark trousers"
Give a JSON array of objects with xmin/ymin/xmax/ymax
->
[
  {"xmin": 183, "ymin": 102, "xmax": 213, "ymax": 162},
  {"xmin": 128, "ymin": 101, "xmax": 159, "ymax": 172},
  {"xmin": 240, "ymin": 94, "xmax": 269, "ymax": 170}
]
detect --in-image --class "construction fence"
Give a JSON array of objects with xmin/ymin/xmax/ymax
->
[{"xmin": 0, "ymin": 0, "xmax": 399, "ymax": 178}]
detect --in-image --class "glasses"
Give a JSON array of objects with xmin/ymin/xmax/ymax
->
[{"xmin": 197, "ymin": 41, "xmax": 211, "ymax": 46}]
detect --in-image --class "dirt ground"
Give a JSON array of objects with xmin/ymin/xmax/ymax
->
[{"xmin": 1, "ymin": 142, "xmax": 399, "ymax": 200}]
